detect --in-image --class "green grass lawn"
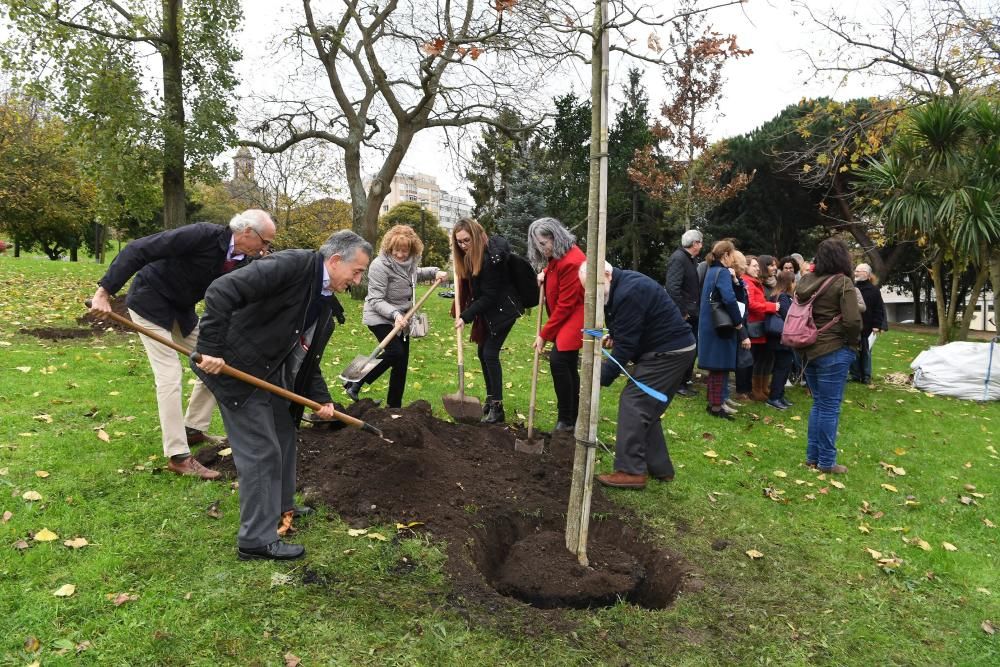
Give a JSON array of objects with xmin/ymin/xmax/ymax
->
[{"xmin": 1, "ymin": 254, "xmax": 998, "ymax": 666}]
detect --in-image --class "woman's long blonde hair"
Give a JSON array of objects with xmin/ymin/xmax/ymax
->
[{"xmin": 451, "ymin": 217, "xmax": 488, "ymax": 279}]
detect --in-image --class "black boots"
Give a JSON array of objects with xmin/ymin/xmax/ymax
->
[{"xmin": 482, "ymin": 399, "xmax": 505, "ymax": 424}]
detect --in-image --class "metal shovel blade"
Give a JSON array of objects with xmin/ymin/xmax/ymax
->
[
  {"xmin": 339, "ymin": 353, "xmax": 380, "ymax": 383},
  {"xmin": 442, "ymin": 392, "xmax": 482, "ymax": 424},
  {"xmin": 514, "ymin": 435, "xmax": 544, "ymax": 455}
]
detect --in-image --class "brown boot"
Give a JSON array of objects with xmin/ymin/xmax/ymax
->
[
  {"xmin": 750, "ymin": 376, "xmax": 768, "ymax": 402},
  {"xmin": 596, "ymin": 471, "xmax": 647, "ymax": 489},
  {"xmin": 277, "ymin": 510, "xmax": 297, "ymax": 536},
  {"xmin": 167, "ymin": 455, "xmax": 221, "ymax": 480}
]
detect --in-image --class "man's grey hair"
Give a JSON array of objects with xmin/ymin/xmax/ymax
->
[
  {"xmin": 319, "ymin": 229, "xmax": 373, "ymax": 262},
  {"xmin": 527, "ymin": 217, "xmax": 576, "ymax": 269},
  {"xmin": 790, "ymin": 252, "xmax": 805, "ymax": 265},
  {"xmin": 855, "ymin": 263, "xmax": 872, "ymax": 276},
  {"xmin": 681, "ymin": 229, "xmax": 703, "ymax": 248},
  {"xmin": 229, "ymin": 209, "xmax": 274, "ymax": 233}
]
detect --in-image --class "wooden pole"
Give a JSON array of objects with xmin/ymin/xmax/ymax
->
[{"xmin": 565, "ymin": 0, "xmax": 610, "ymax": 567}]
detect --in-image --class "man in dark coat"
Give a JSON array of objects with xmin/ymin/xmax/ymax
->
[
  {"xmin": 851, "ymin": 263, "xmax": 887, "ymax": 384},
  {"xmin": 664, "ymin": 229, "xmax": 703, "ymax": 396},
  {"xmin": 584, "ymin": 261, "xmax": 697, "ymax": 490},
  {"xmin": 89, "ymin": 210, "xmax": 276, "ymax": 480},
  {"xmin": 194, "ymin": 230, "xmax": 372, "ymax": 561}
]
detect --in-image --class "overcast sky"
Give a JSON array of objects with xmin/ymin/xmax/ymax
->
[{"xmin": 229, "ymin": 0, "xmax": 896, "ymax": 196}]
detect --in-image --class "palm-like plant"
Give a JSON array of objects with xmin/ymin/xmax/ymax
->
[{"xmin": 860, "ymin": 95, "xmax": 1000, "ymax": 343}]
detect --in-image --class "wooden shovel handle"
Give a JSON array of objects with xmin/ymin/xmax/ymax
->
[
  {"xmin": 527, "ymin": 283, "xmax": 545, "ymax": 438},
  {"xmin": 372, "ymin": 276, "xmax": 444, "ymax": 354},
  {"xmin": 84, "ymin": 299, "xmax": 376, "ymax": 435}
]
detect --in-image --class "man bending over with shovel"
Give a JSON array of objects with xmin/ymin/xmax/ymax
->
[
  {"xmin": 193, "ymin": 230, "xmax": 372, "ymax": 561},
  {"xmin": 89, "ymin": 210, "xmax": 276, "ymax": 480},
  {"xmin": 583, "ymin": 261, "xmax": 696, "ymax": 490}
]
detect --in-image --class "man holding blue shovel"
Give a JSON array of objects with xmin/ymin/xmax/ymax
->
[{"xmin": 582, "ymin": 262, "xmax": 696, "ymax": 490}]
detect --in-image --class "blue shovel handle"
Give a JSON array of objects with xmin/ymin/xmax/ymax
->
[{"xmin": 583, "ymin": 328, "xmax": 669, "ymax": 404}]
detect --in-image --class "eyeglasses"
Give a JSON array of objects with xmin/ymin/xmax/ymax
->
[
  {"xmin": 252, "ymin": 228, "xmax": 273, "ymax": 249},
  {"xmin": 455, "ymin": 236, "xmax": 472, "ymax": 247}
]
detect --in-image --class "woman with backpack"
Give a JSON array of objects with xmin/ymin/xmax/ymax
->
[
  {"xmin": 452, "ymin": 217, "xmax": 524, "ymax": 423},
  {"xmin": 527, "ymin": 217, "xmax": 586, "ymax": 432},
  {"xmin": 793, "ymin": 239, "xmax": 862, "ymax": 473},
  {"xmin": 344, "ymin": 225, "xmax": 447, "ymax": 407},
  {"xmin": 765, "ymin": 270, "xmax": 796, "ymax": 411}
]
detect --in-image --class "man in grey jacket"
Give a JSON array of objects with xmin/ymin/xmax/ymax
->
[{"xmin": 194, "ymin": 230, "xmax": 372, "ymax": 561}]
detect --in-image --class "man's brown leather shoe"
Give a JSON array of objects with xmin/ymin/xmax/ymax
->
[
  {"xmin": 818, "ymin": 464, "xmax": 848, "ymax": 474},
  {"xmin": 596, "ymin": 471, "xmax": 647, "ymax": 489},
  {"xmin": 167, "ymin": 455, "xmax": 220, "ymax": 480},
  {"xmin": 186, "ymin": 427, "xmax": 225, "ymax": 446}
]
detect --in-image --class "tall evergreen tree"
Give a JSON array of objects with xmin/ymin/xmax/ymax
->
[
  {"xmin": 466, "ymin": 107, "xmax": 528, "ymax": 232},
  {"xmin": 539, "ymin": 93, "xmax": 591, "ymax": 237},
  {"xmin": 495, "ymin": 157, "xmax": 547, "ymax": 256}
]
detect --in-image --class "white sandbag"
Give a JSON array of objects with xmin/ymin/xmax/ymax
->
[{"xmin": 911, "ymin": 340, "xmax": 1000, "ymax": 401}]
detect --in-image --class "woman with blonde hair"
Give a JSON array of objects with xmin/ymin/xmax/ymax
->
[
  {"xmin": 452, "ymin": 218, "xmax": 524, "ymax": 423},
  {"xmin": 345, "ymin": 225, "xmax": 446, "ymax": 407},
  {"xmin": 697, "ymin": 239, "xmax": 744, "ymax": 420}
]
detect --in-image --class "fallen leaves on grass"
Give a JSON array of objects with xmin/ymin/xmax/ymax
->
[
  {"xmin": 285, "ymin": 653, "xmax": 302, "ymax": 667},
  {"xmin": 830, "ymin": 479, "xmax": 846, "ymax": 490},
  {"xmin": 24, "ymin": 636, "xmax": 40, "ymax": 652},
  {"xmin": 218, "ymin": 448, "xmax": 232, "ymax": 457},
  {"xmin": 881, "ymin": 483, "xmax": 898, "ymax": 493},
  {"xmin": 270, "ymin": 572, "xmax": 294, "ymax": 588},
  {"xmin": 984, "ymin": 518, "xmax": 996, "ymax": 528},
  {"xmin": 96, "ymin": 429, "xmax": 110, "ymax": 443},
  {"xmin": 109, "ymin": 592, "xmax": 138, "ymax": 606},
  {"xmin": 34, "ymin": 470, "xmax": 49, "ymax": 478},
  {"xmin": 13, "ymin": 539, "xmax": 31, "ymax": 551},
  {"xmin": 22, "ymin": 490, "xmax": 42, "ymax": 501},
  {"xmin": 745, "ymin": 549, "xmax": 764, "ymax": 559},
  {"xmin": 33, "ymin": 528, "xmax": 58, "ymax": 542},
  {"xmin": 347, "ymin": 528, "xmax": 368, "ymax": 537},
  {"xmin": 982, "ymin": 620, "xmax": 996, "ymax": 635},
  {"xmin": 33, "ymin": 414, "xmax": 53, "ymax": 424},
  {"xmin": 878, "ymin": 461, "xmax": 906, "ymax": 476},
  {"xmin": 52, "ymin": 583, "xmax": 76, "ymax": 597},
  {"xmin": 703, "ymin": 450, "xmax": 718, "ymax": 459},
  {"xmin": 206, "ymin": 500, "xmax": 222, "ymax": 519},
  {"xmin": 63, "ymin": 537, "xmax": 88, "ymax": 549},
  {"xmin": 942, "ymin": 542, "xmax": 958, "ymax": 552},
  {"xmin": 773, "ymin": 470, "xmax": 787, "ymax": 478},
  {"xmin": 2, "ymin": 511, "xmax": 11, "ymax": 523}
]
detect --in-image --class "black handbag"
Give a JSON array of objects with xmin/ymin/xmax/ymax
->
[
  {"xmin": 765, "ymin": 313, "xmax": 784, "ymax": 337},
  {"xmin": 746, "ymin": 320, "xmax": 765, "ymax": 338},
  {"xmin": 709, "ymin": 269, "xmax": 735, "ymax": 332}
]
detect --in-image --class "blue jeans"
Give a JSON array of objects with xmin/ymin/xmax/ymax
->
[{"xmin": 804, "ymin": 346, "xmax": 855, "ymax": 468}]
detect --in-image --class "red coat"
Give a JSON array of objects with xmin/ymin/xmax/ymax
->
[
  {"xmin": 540, "ymin": 245, "xmax": 586, "ymax": 352},
  {"xmin": 745, "ymin": 275, "xmax": 778, "ymax": 345}
]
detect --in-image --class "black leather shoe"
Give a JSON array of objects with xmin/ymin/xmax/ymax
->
[
  {"xmin": 554, "ymin": 420, "xmax": 575, "ymax": 432},
  {"xmin": 343, "ymin": 381, "xmax": 362, "ymax": 402},
  {"xmin": 706, "ymin": 405, "xmax": 735, "ymax": 421},
  {"xmin": 482, "ymin": 400, "xmax": 505, "ymax": 424},
  {"xmin": 676, "ymin": 386, "xmax": 697, "ymax": 397},
  {"xmin": 237, "ymin": 540, "xmax": 305, "ymax": 561},
  {"xmin": 292, "ymin": 505, "xmax": 314, "ymax": 518}
]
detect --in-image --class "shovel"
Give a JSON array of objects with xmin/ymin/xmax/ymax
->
[
  {"xmin": 84, "ymin": 300, "xmax": 387, "ymax": 440},
  {"xmin": 515, "ymin": 284, "xmax": 546, "ymax": 454},
  {"xmin": 338, "ymin": 276, "xmax": 443, "ymax": 383},
  {"xmin": 441, "ymin": 259, "xmax": 482, "ymax": 423}
]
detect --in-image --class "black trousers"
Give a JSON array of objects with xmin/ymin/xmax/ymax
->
[
  {"xmin": 682, "ymin": 316, "xmax": 698, "ymax": 384},
  {"xmin": 361, "ymin": 323, "xmax": 410, "ymax": 408},
  {"xmin": 549, "ymin": 346, "xmax": 580, "ymax": 424},
  {"xmin": 770, "ymin": 349, "xmax": 795, "ymax": 400},
  {"xmin": 751, "ymin": 344, "xmax": 774, "ymax": 377},
  {"xmin": 478, "ymin": 320, "xmax": 515, "ymax": 402},
  {"xmin": 613, "ymin": 346, "xmax": 695, "ymax": 477}
]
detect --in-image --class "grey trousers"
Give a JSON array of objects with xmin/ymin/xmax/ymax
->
[
  {"xmin": 613, "ymin": 346, "xmax": 696, "ymax": 477},
  {"xmin": 218, "ymin": 391, "xmax": 297, "ymax": 549}
]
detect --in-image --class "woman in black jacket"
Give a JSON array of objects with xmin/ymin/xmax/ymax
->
[{"xmin": 452, "ymin": 218, "xmax": 524, "ymax": 423}]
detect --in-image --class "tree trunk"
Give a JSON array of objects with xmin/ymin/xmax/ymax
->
[
  {"xmin": 990, "ymin": 247, "xmax": 1000, "ymax": 333},
  {"xmin": 945, "ymin": 259, "xmax": 964, "ymax": 342},
  {"xmin": 14, "ymin": 239, "xmax": 20, "ymax": 257},
  {"xmin": 630, "ymin": 188, "xmax": 640, "ymax": 270},
  {"xmin": 70, "ymin": 244, "xmax": 78, "ymax": 262},
  {"xmin": 956, "ymin": 265, "xmax": 989, "ymax": 340},
  {"xmin": 160, "ymin": 0, "xmax": 186, "ymax": 229},
  {"xmin": 930, "ymin": 257, "xmax": 948, "ymax": 344}
]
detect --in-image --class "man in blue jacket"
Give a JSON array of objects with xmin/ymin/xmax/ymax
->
[
  {"xmin": 90, "ymin": 210, "xmax": 276, "ymax": 480},
  {"xmin": 194, "ymin": 230, "xmax": 372, "ymax": 561},
  {"xmin": 582, "ymin": 261, "xmax": 697, "ymax": 489}
]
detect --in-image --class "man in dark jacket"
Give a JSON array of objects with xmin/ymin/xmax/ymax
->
[
  {"xmin": 851, "ymin": 263, "xmax": 887, "ymax": 384},
  {"xmin": 664, "ymin": 229, "xmax": 702, "ymax": 396},
  {"xmin": 89, "ymin": 210, "xmax": 275, "ymax": 480},
  {"xmin": 583, "ymin": 262, "xmax": 696, "ymax": 490},
  {"xmin": 194, "ymin": 230, "xmax": 372, "ymax": 561}
]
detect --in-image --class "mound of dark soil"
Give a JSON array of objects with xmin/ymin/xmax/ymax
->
[
  {"xmin": 19, "ymin": 327, "xmax": 93, "ymax": 340},
  {"xmin": 196, "ymin": 399, "xmax": 687, "ymax": 622}
]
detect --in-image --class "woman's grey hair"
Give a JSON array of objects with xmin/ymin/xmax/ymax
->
[
  {"xmin": 229, "ymin": 209, "xmax": 274, "ymax": 233},
  {"xmin": 681, "ymin": 229, "xmax": 703, "ymax": 248},
  {"xmin": 319, "ymin": 230, "xmax": 373, "ymax": 262},
  {"xmin": 527, "ymin": 217, "xmax": 576, "ymax": 269}
]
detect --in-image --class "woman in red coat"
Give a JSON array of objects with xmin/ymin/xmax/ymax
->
[
  {"xmin": 527, "ymin": 217, "xmax": 586, "ymax": 431},
  {"xmin": 745, "ymin": 255, "xmax": 779, "ymax": 401}
]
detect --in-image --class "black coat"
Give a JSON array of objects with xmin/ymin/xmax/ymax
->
[
  {"xmin": 856, "ymin": 279, "xmax": 887, "ymax": 335},
  {"xmin": 460, "ymin": 235, "xmax": 523, "ymax": 334},
  {"xmin": 98, "ymin": 222, "xmax": 235, "ymax": 336},
  {"xmin": 601, "ymin": 268, "xmax": 696, "ymax": 386},
  {"xmin": 664, "ymin": 246, "xmax": 701, "ymax": 319},
  {"xmin": 192, "ymin": 250, "xmax": 344, "ymax": 418}
]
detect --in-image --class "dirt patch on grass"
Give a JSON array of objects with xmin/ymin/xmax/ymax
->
[
  {"xmin": 18, "ymin": 326, "xmax": 94, "ymax": 340},
  {"xmin": 75, "ymin": 294, "xmax": 133, "ymax": 334},
  {"xmin": 197, "ymin": 399, "xmax": 689, "ymax": 624}
]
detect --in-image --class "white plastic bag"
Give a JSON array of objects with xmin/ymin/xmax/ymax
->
[{"xmin": 911, "ymin": 340, "xmax": 1000, "ymax": 401}]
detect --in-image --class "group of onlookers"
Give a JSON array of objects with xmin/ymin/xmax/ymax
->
[{"xmin": 665, "ymin": 231, "xmax": 886, "ymax": 475}]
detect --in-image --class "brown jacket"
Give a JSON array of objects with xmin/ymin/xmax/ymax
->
[{"xmin": 794, "ymin": 272, "xmax": 863, "ymax": 363}]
